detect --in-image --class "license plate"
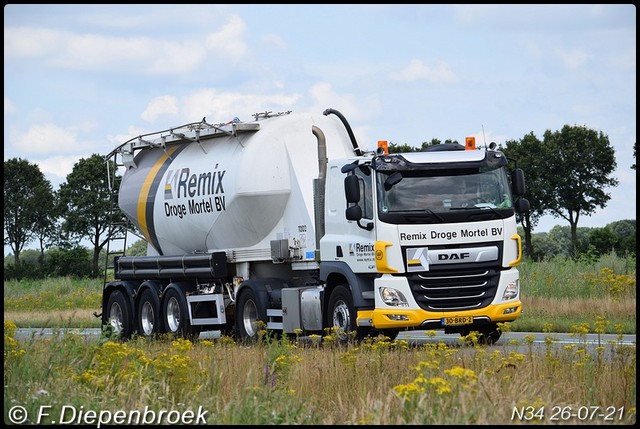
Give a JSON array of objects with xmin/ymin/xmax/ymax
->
[{"xmin": 442, "ymin": 316, "xmax": 474, "ymax": 326}]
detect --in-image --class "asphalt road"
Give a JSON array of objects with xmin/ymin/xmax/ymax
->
[{"xmin": 14, "ymin": 327, "xmax": 636, "ymax": 351}]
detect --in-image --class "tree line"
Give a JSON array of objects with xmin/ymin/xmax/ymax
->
[{"xmin": 4, "ymin": 125, "xmax": 636, "ymax": 280}]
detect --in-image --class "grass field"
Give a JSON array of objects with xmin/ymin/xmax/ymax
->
[
  {"xmin": 4, "ymin": 253, "xmax": 636, "ymax": 334},
  {"xmin": 4, "ymin": 320, "xmax": 636, "ymax": 424},
  {"xmin": 4, "ymin": 254, "xmax": 636, "ymax": 424}
]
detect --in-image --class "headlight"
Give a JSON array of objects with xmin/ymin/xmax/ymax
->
[
  {"xmin": 502, "ymin": 279, "xmax": 519, "ymax": 301},
  {"xmin": 379, "ymin": 287, "xmax": 409, "ymax": 307}
]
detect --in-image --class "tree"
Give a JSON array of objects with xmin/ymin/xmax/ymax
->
[
  {"xmin": 607, "ymin": 219, "xmax": 636, "ymax": 257},
  {"xmin": 3, "ymin": 158, "xmax": 54, "ymax": 269},
  {"xmin": 539, "ymin": 125, "xmax": 618, "ymax": 254},
  {"xmin": 56, "ymin": 154, "xmax": 120, "ymax": 276},
  {"xmin": 127, "ymin": 239, "xmax": 148, "ymax": 256},
  {"xmin": 387, "ymin": 138, "xmax": 460, "ymax": 154},
  {"xmin": 387, "ymin": 142, "xmax": 419, "ymax": 153},
  {"xmin": 31, "ymin": 183, "xmax": 58, "ymax": 263},
  {"xmin": 502, "ymin": 133, "xmax": 546, "ymax": 259}
]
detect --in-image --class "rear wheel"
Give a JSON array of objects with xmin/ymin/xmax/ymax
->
[
  {"xmin": 235, "ymin": 288, "xmax": 266, "ymax": 344},
  {"xmin": 137, "ymin": 288, "xmax": 163, "ymax": 337},
  {"xmin": 104, "ymin": 289, "xmax": 134, "ymax": 340},
  {"xmin": 162, "ymin": 288, "xmax": 200, "ymax": 340}
]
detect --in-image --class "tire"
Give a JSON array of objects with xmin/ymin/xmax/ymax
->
[
  {"xmin": 478, "ymin": 324, "xmax": 501, "ymax": 345},
  {"xmin": 137, "ymin": 288, "xmax": 163, "ymax": 337},
  {"xmin": 104, "ymin": 289, "xmax": 134, "ymax": 340},
  {"xmin": 235, "ymin": 288, "xmax": 266, "ymax": 344},
  {"xmin": 460, "ymin": 324, "xmax": 501, "ymax": 345},
  {"xmin": 378, "ymin": 329, "xmax": 400, "ymax": 341},
  {"xmin": 327, "ymin": 285, "xmax": 370, "ymax": 343},
  {"xmin": 162, "ymin": 287, "xmax": 200, "ymax": 340}
]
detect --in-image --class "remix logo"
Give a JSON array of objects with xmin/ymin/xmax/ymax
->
[{"xmin": 164, "ymin": 164, "xmax": 225, "ymax": 200}]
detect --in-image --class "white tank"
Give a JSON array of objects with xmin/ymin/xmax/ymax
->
[{"xmin": 118, "ymin": 112, "xmax": 357, "ymax": 259}]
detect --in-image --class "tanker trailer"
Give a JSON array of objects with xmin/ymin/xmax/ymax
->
[
  {"xmin": 101, "ymin": 110, "xmax": 365, "ymax": 341},
  {"xmin": 101, "ymin": 108, "xmax": 529, "ymax": 345}
]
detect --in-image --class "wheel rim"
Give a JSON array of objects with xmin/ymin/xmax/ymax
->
[
  {"xmin": 166, "ymin": 296, "xmax": 180, "ymax": 333},
  {"xmin": 109, "ymin": 302, "xmax": 123, "ymax": 334},
  {"xmin": 140, "ymin": 301, "xmax": 154, "ymax": 335},
  {"xmin": 332, "ymin": 299, "xmax": 350, "ymax": 331},
  {"xmin": 241, "ymin": 298, "xmax": 259, "ymax": 337}
]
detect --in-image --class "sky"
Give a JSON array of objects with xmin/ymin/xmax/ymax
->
[{"xmin": 4, "ymin": 4, "xmax": 637, "ymax": 255}]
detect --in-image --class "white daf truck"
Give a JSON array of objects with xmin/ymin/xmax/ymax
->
[{"xmin": 101, "ymin": 108, "xmax": 529, "ymax": 344}]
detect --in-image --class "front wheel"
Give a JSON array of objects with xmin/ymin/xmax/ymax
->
[
  {"xmin": 460, "ymin": 324, "xmax": 501, "ymax": 345},
  {"xmin": 326, "ymin": 285, "xmax": 370, "ymax": 343},
  {"xmin": 377, "ymin": 329, "xmax": 400, "ymax": 341}
]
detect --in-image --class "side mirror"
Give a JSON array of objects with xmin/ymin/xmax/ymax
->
[
  {"xmin": 344, "ymin": 174, "xmax": 360, "ymax": 203},
  {"xmin": 346, "ymin": 205, "xmax": 362, "ymax": 221},
  {"xmin": 511, "ymin": 168, "xmax": 526, "ymax": 196},
  {"xmin": 515, "ymin": 198, "xmax": 530, "ymax": 214}
]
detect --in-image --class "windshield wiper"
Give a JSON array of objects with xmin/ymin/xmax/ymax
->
[{"xmin": 424, "ymin": 208, "xmax": 444, "ymax": 221}]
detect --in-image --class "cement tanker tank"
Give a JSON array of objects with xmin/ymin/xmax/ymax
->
[{"xmin": 117, "ymin": 112, "xmax": 358, "ymax": 258}]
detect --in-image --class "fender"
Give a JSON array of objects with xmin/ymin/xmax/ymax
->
[
  {"xmin": 135, "ymin": 280, "xmax": 164, "ymax": 311},
  {"xmin": 319, "ymin": 261, "xmax": 376, "ymax": 308},
  {"xmin": 101, "ymin": 280, "xmax": 140, "ymax": 326},
  {"xmin": 163, "ymin": 281, "xmax": 196, "ymax": 296},
  {"xmin": 237, "ymin": 277, "xmax": 289, "ymax": 310}
]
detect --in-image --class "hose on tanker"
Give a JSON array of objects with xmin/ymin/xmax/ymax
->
[{"xmin": 322, "ymin": 108, "xmax": 363, "ymax": 156}]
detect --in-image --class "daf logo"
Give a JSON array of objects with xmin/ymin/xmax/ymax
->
[{"xmin": 438, "ymin": 252, "xmax": 470, "ymax": 261}]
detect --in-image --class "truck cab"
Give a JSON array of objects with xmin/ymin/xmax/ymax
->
[{"xmin": 319, "ymin": 141, "xmax": 529, "ymax": 344}]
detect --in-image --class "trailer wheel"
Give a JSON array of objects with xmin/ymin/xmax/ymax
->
[
  {"xmin": 137, "ymin": 288, "xmax": 163, "ymax": 337},
  {"xmin": 327, "ymin": 285, "xmax": 370, "ymax": 343},
  {"xmin": 104, "ymin": 289, "xmax": 134, "ymax": 340},
  {"xmin": 162, "ymin": 288, "xmax": 200, "ymax": 340},
  {"xmin": 235, "ymin": 288, "xmax": 266, "ymax": 344}
]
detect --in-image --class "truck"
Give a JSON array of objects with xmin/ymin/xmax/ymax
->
[{"xmin": 100, "ymin": 108, "xmax": 530, "ymax": 345}]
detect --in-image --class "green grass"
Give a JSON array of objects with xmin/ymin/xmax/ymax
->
[
  {"xmin": 3, "ymin": 253, "xmax": 636, "ymax": 334},
  {"xmin": 4, "ymin": 254, "xmax": 636, "ymax": 424},
  {"xmin": 4, "ymin": 321, "xmax": 636, "ymax": 425}
]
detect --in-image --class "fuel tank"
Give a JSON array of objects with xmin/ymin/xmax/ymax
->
[{"xmin": 117, "ymin": 112, "xmax": 356, "ymax": 257}]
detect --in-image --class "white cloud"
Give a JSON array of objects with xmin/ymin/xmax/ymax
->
[
  {"xmin": 307, "ymin": 82, "xmax": 380, "ymax": 122},
  {"xmin": 13, "ymin": 124, "xmax": 79, "ymax": 155},
  {"xmin": 205, "ymin": 14, "xmax": 249, "ymax": 62},
  {"xmin": 390, "ymin": 59, "xmax": 456, "ymax": 83},
  {"xmin": 5, "ymin": 27, "xmax": 208, "ymax": 74},
  {"xmin": 4, "ymin": 96, "xmax": 16, "ymax": 115},
  {"xmin": 262, "ymin": 33, "xmax": 286, "ymax": 50},
  {"xmin": 555, "ymin": 48, "xmax": 590, "ymax": 70},
  {"xmin": 37, "ymin": 155, "xmax": 91, "ymax": 186},
  {"xmin": 3, "ymin": 27, "xmax": 66, "ymax": 58},
  {"xmin": 179, "ymin": 88, "xmax": 300, "ymax": 124},
  {"xmin": 141, "ymin": 96, "xmax": 179, "ymax": 123}
]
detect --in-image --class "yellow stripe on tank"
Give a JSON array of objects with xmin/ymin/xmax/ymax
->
[{"xmin": 137, "ymin": 146, "xmax": 180, "ymax": 243}]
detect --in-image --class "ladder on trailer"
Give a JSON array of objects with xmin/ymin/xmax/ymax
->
[{"xmin": 102, "ymin": 152, "xmax": 129, "ymax": 286}]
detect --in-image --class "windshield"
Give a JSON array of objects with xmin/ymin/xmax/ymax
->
[{"xmin": 377, "ymin": 168, "xmax": 513, "ymax": 215}]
